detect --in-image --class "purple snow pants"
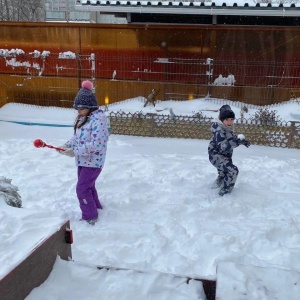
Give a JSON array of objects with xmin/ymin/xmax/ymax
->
[{"xmin": 76, "ymin": 166, "xmax": 102, "ymax": 220}]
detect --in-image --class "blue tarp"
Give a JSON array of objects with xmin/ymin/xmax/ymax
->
[{"xmin": 0, "ymin": 120, "xmax": 73, "ymax": 127}]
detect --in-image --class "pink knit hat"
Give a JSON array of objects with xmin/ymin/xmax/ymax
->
[{"xmin": 81, "ymin": 80, "xmax": 93, "ymax": 90}]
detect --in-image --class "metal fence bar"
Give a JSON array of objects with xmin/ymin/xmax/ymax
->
[
  {"xmin": 1, "ymin": 53, "xmax": 300, "ymax": 87},
  {"xmin": 1, "ymin": 52, "xmax": 300, "ymax": 106}
]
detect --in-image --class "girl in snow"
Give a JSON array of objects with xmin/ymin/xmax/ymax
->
[
  {"xmin": 58, "ymin": 80, "xmax": 109, "ymax": 225},
  {"xmin": 208, "ymin": 105, "xmax": 250, "ymax": 196}
]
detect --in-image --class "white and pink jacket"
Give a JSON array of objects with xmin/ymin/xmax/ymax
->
[{"xmin": 65, "ymin": 109, "xmax": 109, "ymax": 168}]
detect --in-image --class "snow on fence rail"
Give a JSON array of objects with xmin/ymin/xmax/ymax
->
[
  {"xmin": 107, "ymin": 97, "xmax": 300, "ymax": 111},
  {"xmin": 109, "ymin": 112, "xmax": 300, "ymax": 149}
]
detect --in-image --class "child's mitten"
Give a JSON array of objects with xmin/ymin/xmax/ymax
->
[
  {"xmin": 241, "ymin": 140, "xmax": 251, "ymax": 147},
  {"xmin": 57, "ymin": 146, "xmax": 75, "ymax": 157},
  {"xmin": 62, "ymin": 148, "xmax": 75, "ymax": 157}
]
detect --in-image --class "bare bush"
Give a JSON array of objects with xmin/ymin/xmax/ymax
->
[{"xmin": 251, "ymin": 108, "xmax": 282, "ymax": 126}]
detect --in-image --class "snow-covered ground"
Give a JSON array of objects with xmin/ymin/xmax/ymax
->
[
  {"xmin": 0, "ymin": 98, "xmax": 300, "ymax": 299},
  {"xmin": 0, "ymin": 97, "xmax": 300, "ymax": 126}
]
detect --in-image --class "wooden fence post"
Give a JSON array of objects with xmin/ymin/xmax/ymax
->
[
  {"xmin": 147, "ymin": 113, "xmax": 157, "ymax": 137},
  {"xmin": 287, "ymin": 121, "xmax": 296, "ymax": 148}
]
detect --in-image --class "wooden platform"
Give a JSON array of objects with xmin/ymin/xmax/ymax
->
[{"xmin": 0, "ymin": 220, "xmax": 72, "ymax": 300}]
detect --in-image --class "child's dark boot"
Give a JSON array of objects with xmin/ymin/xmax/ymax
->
[{"xmin": 212, "ymin": 176, "xmax": 223, "ymax": 189}]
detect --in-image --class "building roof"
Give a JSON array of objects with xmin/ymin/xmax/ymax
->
[{"xmin": 75, "ymin": 0, "xmax": 300, "ymax": 17}]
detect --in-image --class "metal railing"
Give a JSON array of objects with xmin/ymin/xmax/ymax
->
[
  {"xmin": 1, "ymin": 52, "xmax": 300, "ymax": 87},
  {"xmin": 0, "ymin": 51, "xmax": 300, "ymax": 105}
]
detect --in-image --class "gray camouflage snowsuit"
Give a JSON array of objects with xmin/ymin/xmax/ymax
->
[{"xmin": 208, "ymin": 119, "xmax": 240, "ymax": 194}]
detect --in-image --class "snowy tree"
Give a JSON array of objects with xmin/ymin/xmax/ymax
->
[
  {"xmin": 0, "ymin": 0, "xmax": 44, "ymax": 22},
  {"xmin": 0, "ymin": 176, "xmax": 22, "ymax": 208}
]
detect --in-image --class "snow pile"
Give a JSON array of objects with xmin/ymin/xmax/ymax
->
[
  {"xmin": 0, "ymin": 176, "xmax": 22, "ymax": 208},
  {"xmin": 216, "ymin": 262, "xmax": 300, "ymax": 300},
  {"xmin": 26, "ymin": 258, "xmax": 206, "ymax": 300},
  {"xmin": 0, "ymin": 101, "xmax": 300, "ymax": 299}
]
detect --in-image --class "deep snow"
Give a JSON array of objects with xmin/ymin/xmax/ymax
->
[{"xmin": 0, "ymin": 98, "xmax": 300, "ymax": 299}]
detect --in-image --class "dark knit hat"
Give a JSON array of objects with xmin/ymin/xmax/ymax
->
[
  {"xmin": 219, "ymin": 104, "xmax": 231, "ymax": 112},
  {"xmin": 219, "ymin": 108, "xmax": 235, "ymax": 122},
  {"xmin": 73, "ymin": 81, "xmax": 98, "ymax": 111}
]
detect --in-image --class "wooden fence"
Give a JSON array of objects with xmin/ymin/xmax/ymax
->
[
  {"xmin": 0, "ymin": 22, "xmax": 300, "ymax": 107},
  {"xmin": 0, "ymin": 220, "xmax": 72, "ymax": 300},
  {"xmin": 109, "ymin": 112, "xmax": 300, "ymax": 149}
]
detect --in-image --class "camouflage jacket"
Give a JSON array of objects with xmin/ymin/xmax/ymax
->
[{"xmin": 208, "ymin": 119, "xmax": 240, "ymax": 160}]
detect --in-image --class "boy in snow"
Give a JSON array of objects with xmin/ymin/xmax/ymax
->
[
  {"xmin": 208, "ymin": 105, "xmax": 250, "ymax": 196},
  {"xmin": 58, "ymin": 80, "xmax": 109, "ymax": 225}
]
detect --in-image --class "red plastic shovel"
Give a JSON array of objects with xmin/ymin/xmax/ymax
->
[{"xmin": 33, "ymin": 139, "xmax": 65, "ymax": 151}]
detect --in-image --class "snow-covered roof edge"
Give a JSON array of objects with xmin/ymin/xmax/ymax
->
[{"xmin": 76, "ymin": 1, "xmax": 300, "ymax": 16}]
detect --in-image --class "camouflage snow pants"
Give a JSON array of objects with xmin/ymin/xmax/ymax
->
[{"xmin": 209, "ymin": 156, "xmax": 239, "ymax": 193}]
